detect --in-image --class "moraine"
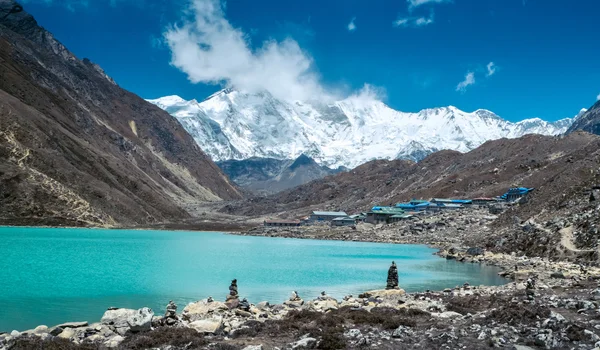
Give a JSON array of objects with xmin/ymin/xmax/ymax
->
[{"xmin": 0, "ymin": 226, "xmax": 506, "ymax": 332}]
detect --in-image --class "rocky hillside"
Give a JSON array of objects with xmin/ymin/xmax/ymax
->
[
  {"xmin": 0, "ymin": 0, "xmax": 241, "ymax": 227},
  {"xmin": 217, "ymin": 155, "xmax": 345, "ymax": 195},
  {"xmin": 567, "ymin": 100, "xmax": 600, "ymax": 135},
  {"xmin": 221, "ymin": 132, "xmax": 600, "ymax": 221}
]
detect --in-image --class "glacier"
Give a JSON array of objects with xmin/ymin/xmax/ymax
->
[{"xmin": 147, "ymin": 89, "xmax": 578, "ymax": 169}]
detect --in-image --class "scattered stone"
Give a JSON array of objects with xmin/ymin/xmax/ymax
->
[
  {"xmin": 290, "ymin": 336, "xmax": 317, "ymax": 349},
  {"xmin": 550, "ymin": 271, "xmax": 565, "ymax": 279}
]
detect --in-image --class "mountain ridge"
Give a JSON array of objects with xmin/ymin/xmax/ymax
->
[
  {"xmin": 217, "ymin": 154, "xmax": 344, "ymax": 195},
  {"xmin": 148, "ymin": 89, "xmax": 576, "ymax": 168},
  {"xmin": 0, "ymin": 0, "xmax": 241, "ymax": 226}
]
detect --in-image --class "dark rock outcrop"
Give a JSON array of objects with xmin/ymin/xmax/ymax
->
[
  {"xmin": 0, "ymin": 0, "xmax": 241, "ymax": 226},
  {"xmin": 217, "ymin": 154, "xmax": 345, "ymax": 195},
  {"xmin": 567, "ymin": 100, "xmax": 600, "ymax": 135}
]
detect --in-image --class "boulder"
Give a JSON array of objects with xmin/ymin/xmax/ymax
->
[
  {"xmin": 241, "ymin": 345, "xmax": 263, "ymax": 350},
  {"xmin": 550, "ymin": 271, "xmax": 565, "ymax": 279},
  {"xmin": 182, "ymin": 300, "xmax": 228, "ymax": 321},
  {"xmin": 104, "ymin": 335, "xmax": 125, "ymax": 348},
  {"xmin": 49, "ymin": 327, "xmax": 64, "ymax": 337},
  {"xmin": 433, "ymin": 311, "xmax": 463, "ymax": 319},
  {"xmin": 305, "ymin": 297, "xmax": 338, "ymax": 312},
  {"xmin": 466, "ymin": 247, "xmax": 484, "ymax": 256},
  {"xmin": 57, "ymin": 328, "xmax": 76, "ymax": 340},
  {"xmin": 33, "ymin": 325, "xmax": 48, "ymax": 335},
  {"xmin": 100, "ymin": 307, "xmax": 154, "ymax": 335},
  {"xmin": 189, "ymin": 317, "xmax": 223, "ymax": 334},
  {"xmin": 283, "ymin": 299, "xmax": 304, "ymax": 309},
  {"xmin": 359, "ymin": 289, "xmax": 406, "ymax": 305},
  {"xmin": 290, "ymin": 336, "xmax": 317, "ymax": 349},
  {"xmin": 56, "ymin": 322, "xmax": 88, "ymax": 329},
  {"xmin": 256, "ymin": 301, "xmax": 270, "ymax": 310}
]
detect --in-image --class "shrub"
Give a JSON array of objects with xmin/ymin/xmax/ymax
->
[{"xmin": 118, "ymin": 327, "xmax": 207, "ymax": 350}]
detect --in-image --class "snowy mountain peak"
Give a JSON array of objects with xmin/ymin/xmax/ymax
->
[
  {"xmin": 148, "ymin": 90, "xmax": 576, "ymax": 168},
  {"xmin": 147, "ymin": 95, "xmax": 186, "ymax": 108}
]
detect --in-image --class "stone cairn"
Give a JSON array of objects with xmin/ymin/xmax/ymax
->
[
  {"xmin": 163, "ymin": 300, "xmax": 178, "ymax": 326},
  {"xmin": 225, "ymin": 279, "xmax": 240, "ymax": 309},
  {"xmin": 386, "ymin": 261, "xmax": 399, "ymax": 290},
  {"xmin": 284, "ymin": 290, "xmax": 304, "ymax": 308},
  {"xmin": 526, "ymin": 276, "xmax": 536, "ymax": 299}
]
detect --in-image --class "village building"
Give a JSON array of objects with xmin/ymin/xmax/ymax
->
[
  {"xmin": 349, "ymin": 213, "xmax": 367, "ymax": 223},
  {"xmin": 366, "ymin": 206, "xmax": 406, "ymax": 224},
  {"xmin": 437, "ymin": 203, "xmax": 463, "ymax": 210},
  {"xmin": 309, "ymin": 211, "xmax": 348, "ymax": 223},
  {"xmin": 331, "ymin": 217, "xmax": 356, "ymax": 226},
  {"xmin": 395, "ymin": 199, "xmax": 430, "ymax": 211},
  {"xmin": 431, "ymin": 198, "xmax": 472, "ymax": 206},
  {"xmin": 264, "ymin": 219, "xmax": 302, "ymax": 227},
  {"xmin": 472, "ymin": 197, "xmax": 499, "ymax": 206},
  {"xmin": 388, "ymin": 214, "xmax": 414, "ymax": 223},
  {"xmin": 500, "ymin": 187, "xmax": 534, "ymax": 202}
]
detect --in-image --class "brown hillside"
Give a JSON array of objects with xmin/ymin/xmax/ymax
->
[
  {"xmin": 221, "ymin": 132, "xmax": 600, "ymax": 221},
  {"xmin": 0, "ymin": 0, "xmax": 241, "ymax": 226}
]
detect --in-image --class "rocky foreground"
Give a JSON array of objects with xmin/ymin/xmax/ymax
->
[{"xmin": 4, "ymin": 254, "xmax": 600, "ymax": 350}]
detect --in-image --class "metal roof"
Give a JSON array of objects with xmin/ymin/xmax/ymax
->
[
  {"xmin": 332, "ymin": 216, "xmax": 354, "ymax": 221},
  {"xmin": 312, "ymin": 211, "xmax": 348, "ymax": 216},
  {"xmin": 370, "ymin": 207, "xmax": 405, "ymax": 214}
]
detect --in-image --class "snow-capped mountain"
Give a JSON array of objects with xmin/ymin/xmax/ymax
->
[{"xmin": 147, "ymin": 89, "xmax": 575, "ymax": 168}]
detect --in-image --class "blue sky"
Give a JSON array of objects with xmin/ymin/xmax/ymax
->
[{"xmin": 19, "ymin": 0, "xmax": 600, "ymax": 122}]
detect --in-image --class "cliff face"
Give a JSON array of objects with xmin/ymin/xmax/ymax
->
[
  {"xmin": 567, "ymin": 100, "xmax": 600, "ymax": 135},
  {"xmin": 0, "ymin": 0, "xmax": 241, "ymax": 226}
]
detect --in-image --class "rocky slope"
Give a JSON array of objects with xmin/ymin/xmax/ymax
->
[
  {"xmin": 220, "ymin": 131, "xmax": 600, "ymax": 221},
  {"xmin": 217, "ymin": 155, "xmax": 345, "ymax": 194},
  {"xmin": 568, "ymin": 100, "xmax": 600, "ymax": 135},
  {"xmin": 148, "ymin": 90, "xmax": 576, "ymax": 169},
  {"xmin": 0, "ymin": 0, "xmax": 241, "ymax": 226}
]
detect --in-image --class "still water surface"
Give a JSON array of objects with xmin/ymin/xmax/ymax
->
[{"xmin": 0, "ymin": 226, "xmax": 506, "ymax": 331}]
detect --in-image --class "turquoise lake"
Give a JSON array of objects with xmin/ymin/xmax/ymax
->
[{"xmin": 0, "ymin": 226, "xmax": 506, "ymax": 332}]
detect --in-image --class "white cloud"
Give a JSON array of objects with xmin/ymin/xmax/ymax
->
[
  {"xmin": 456, "ymin": 71, "xmax": 475, "ymax": 92},
  {"xmin": 408, "ymin": 0, "xmax": 451, "ymax": 10},
  {"xmin": 345, "ymin": 84, "xmax": 387, "ymax": 107},
  {"xmin": 393, "ymin": 18, "xmax": 410, "ymax": 27},
  {"xmin": 415, "ymin": 14, "xmax": 434, "ymax": 26},
  {"xmin": 164, "ymin": 0, "xmax": 331, "ymax": 101},
  {"xmin": 394, "ymin": 11, "xmax": 434, "ymax": 27},
  {"xmin": 486, "ymin": 62, "xmax": 496, "ymax": 77},
  {"xmin": 347, "ymin": 17, "xmax": 356, "ymax": 32},
  {"xmin": 597, "ymin": 93, "xmax": 600, "ymax": 101}
]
